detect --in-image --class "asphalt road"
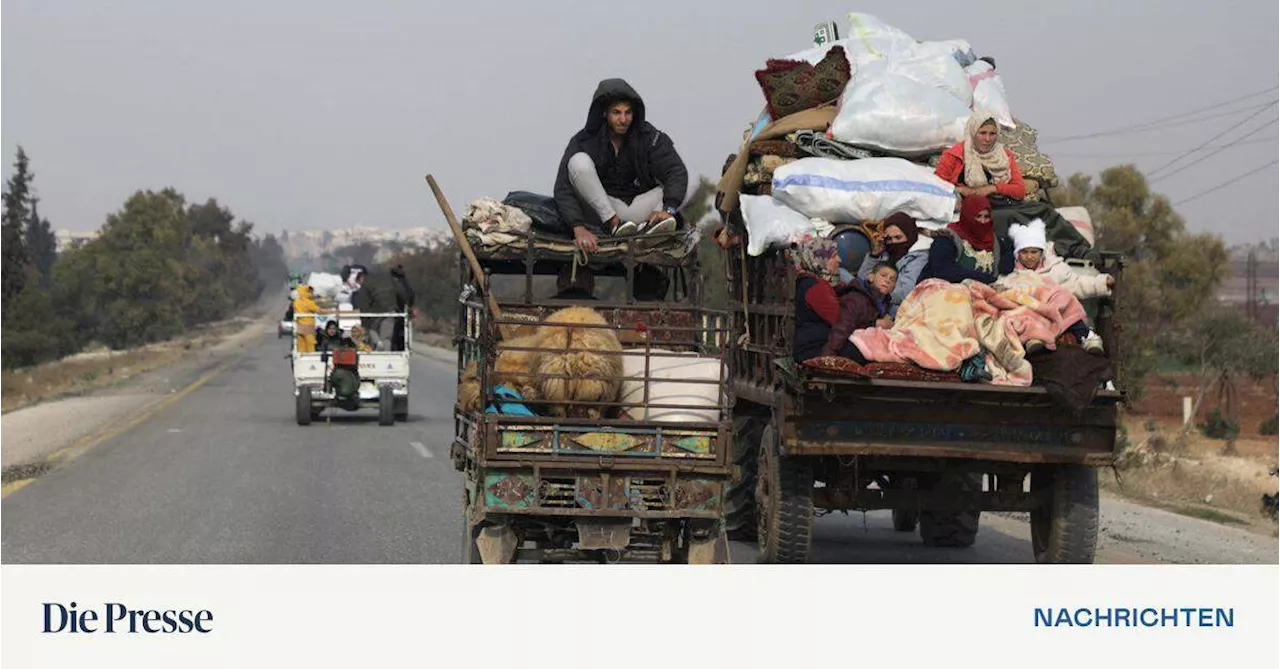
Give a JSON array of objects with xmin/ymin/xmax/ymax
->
[{"xmin": 3, "ymin": 333, "xmax": 1276, "ymax": 564}]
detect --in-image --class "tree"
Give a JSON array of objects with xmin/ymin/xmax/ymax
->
[
  {"xmin": 26, "ymin": 196, "xmax": 58, "ymax": 285},
  {"xmin": 2, "ymin": 147, "xmax": 34, "ymax": 317},
  {"xmin": 1052, "ymin": 165, "xmax": 1229, "ymax": 394},
  {"xmin": 1165, "ymin": 304, "xmax": 1278, "ymax": 445}
]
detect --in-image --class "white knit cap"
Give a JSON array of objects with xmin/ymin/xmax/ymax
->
[{"xmin": 1010, "ymin": 218, "xmax": 1048, "ymax": 254}]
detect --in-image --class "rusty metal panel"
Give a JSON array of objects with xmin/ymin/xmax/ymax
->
[
  {"xmin": 483, "ymin": 471, "xmax": 536, "ymax": 509},
  {"xmin": 672, "ymin": 479, "xmax": 722, "ymax": 511}
]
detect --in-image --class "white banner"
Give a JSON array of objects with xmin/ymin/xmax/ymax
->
[{"xmin": 2, "ymin": 565, "xmax": 1276, "ymax": 668}]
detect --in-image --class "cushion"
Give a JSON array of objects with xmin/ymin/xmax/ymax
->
[
  {"xmin": 755, "ymin": 46, "xmax": 851, "ymax": 120},
  {"xmin": 1001, "ymin": 118, "xmax": 1060, "ymax": 189},
  {"xmin": 802, "ymin": 356, "xmax": 964, "ymax": 383}
]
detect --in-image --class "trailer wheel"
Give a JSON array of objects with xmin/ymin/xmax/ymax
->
[
  {"xmin": 378, "ymin": 386, "xmax": 395, "ymax": 426},
  {"xmin": 919, "ymin": 473, "xmax": 981, "ymax": 548},
  {"xmin": 1030, "ymin": 465, "xmax": 1099, "ymax": 564},
  {"xmin": 724, "ymin": 416, "xmax": 763, "ymax": 540},
  {"xmin": 892, "ymin": 508, "xmax": 919, "ymax": 532},
  {"xmin": 295, "ymin": 387, "xmax": 312, "ymax": 426},
  {"xmin": 756, "ymin": 419, "xmax": 813, "ymax": 564}
]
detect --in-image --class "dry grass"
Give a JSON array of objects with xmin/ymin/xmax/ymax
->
[
  {"xmin": 1109, "ymin": 415, "xmax": 1278, "ymax": 527},
  {"xmin": 0, "ymin": 318, "xmax": 254, "ymax": 414}
]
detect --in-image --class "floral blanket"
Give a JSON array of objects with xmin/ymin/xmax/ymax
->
[{"xmin": 851, "ymin": 276, "xmax": 1087, "ymax": 387}]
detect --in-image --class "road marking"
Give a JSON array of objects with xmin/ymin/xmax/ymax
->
[
  {"xmin": 46, "ymin": 360, "xmax": 235, "ymax": 465},
  {"xmin": 168, "ymin": 428, "xmax": 183, "ymax": 433},
  {"xmin": 1, "ymin": 479, "xmax": 35, "ymax": 500},
  {"xmin": 410, "ymin": 441, "xmax": 433, "ymax": 458}
]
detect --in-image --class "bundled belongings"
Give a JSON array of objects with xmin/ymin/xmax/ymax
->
[
  {"xmin": 462, "ymin": 197, "xmax": 533, "ymax": 246},
  {"xmin": 771, "ymin": 157, "xmax": 957, "ymax": 223}
]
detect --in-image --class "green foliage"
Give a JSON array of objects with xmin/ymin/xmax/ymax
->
[
  {"xmin": 389, "ymin": 242, "xmax": 460, "ymax": 332},
  {"xmin": 1260, "ymin": 414, "xmax": 1278, "ymax": 437},
  {"xmin": 1052, "ymin": 165, "xmax": 1230, "ymax": 395},
  {"xmin": 1197, "ymin": 409, "xmax": 1240, "ymax": 441},
  {"xmin": 2, "ymin": 147, "xmax": 34, "ymax": 319}
]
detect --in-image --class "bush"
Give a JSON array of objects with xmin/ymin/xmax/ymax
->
[
  {"xmin": 1260, "ymin": 413, "xmax": 1278, "ymax": 436},
  {"xmin": 1197, "ymin": 409, "xmax": 1240, "ymax": 441}
]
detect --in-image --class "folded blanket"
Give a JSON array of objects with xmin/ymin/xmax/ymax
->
[
  {"xmin": 749, "ymin": 139, "xmax": 801, "ymax": 158},
  {"xmin": 793, "ymin": 129, "xmax": 876, "ymax": 161}
]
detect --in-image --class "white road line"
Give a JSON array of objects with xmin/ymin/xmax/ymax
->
[{"xmin": 410, "ymin": 441, "xmax": 433, "ymax": 458}]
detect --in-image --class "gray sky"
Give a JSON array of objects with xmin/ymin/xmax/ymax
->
[{"xmin": 3, "ymin": 0, "xmax": 1277, "ymax": 243}]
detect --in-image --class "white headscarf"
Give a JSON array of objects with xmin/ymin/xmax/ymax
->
[{"xmin": 963, "ymin": 111, "xmax": 1012, "ymax": 188}]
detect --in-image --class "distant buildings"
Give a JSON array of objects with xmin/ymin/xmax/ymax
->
[
  {"xmin": 279, "ymin": 226, "xmax": 453, "ymax": 266},
  {"xmin": 54, "ymin": 229, "xmax": 100, "ymax": 252}
]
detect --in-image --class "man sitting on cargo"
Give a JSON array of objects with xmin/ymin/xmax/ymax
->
[{"xmin": 554, "ymin": 78, "xmax": 689, "ymax": 253}]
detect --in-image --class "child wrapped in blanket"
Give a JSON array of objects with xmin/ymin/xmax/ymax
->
[{"xmin": 1001, "ymin": 219, "xmax": 1113, "ymax": 355}]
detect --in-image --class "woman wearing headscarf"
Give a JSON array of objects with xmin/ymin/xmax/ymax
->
[
  {"xmin": 855, "ymin": 212, "xmax": 929, "ymax": 316},
  {"xmin": 920, "ymin": 195, "xmax": 1015, "ymax": 285},
  {"xmin": 934, "ymin": 111, "xmax": 1027, "ymax": 201},
  {"xmin": 791, "ymin": 237, "xmax": 845, "ymax": 363}
]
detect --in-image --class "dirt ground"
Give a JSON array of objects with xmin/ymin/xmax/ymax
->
[{"xmin": 1113, "ymin": 372, "xmax": 1278, "ymax": 531}]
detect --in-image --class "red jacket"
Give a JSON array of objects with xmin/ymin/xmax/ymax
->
[{"xmin": 934, "ymin": 142, "xmax": 1027, "ymax": 200}]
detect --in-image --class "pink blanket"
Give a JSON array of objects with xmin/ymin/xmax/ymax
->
[{"xmin": 851, "ymin": 276, "xmax": 1087, "ymax": 386}]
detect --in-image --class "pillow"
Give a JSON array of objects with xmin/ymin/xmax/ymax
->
[{"xmin": 755, "ymin": 46, "xmax": 851, "ymax": 120}]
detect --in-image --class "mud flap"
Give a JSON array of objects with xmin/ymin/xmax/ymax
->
[
  {"xmin": 575, "ymin": 520, "xmax": 632, "ymax": 550},
  {"xmin": 686, "ymin": 528, "xmax": 730, "ymax": 564},
  {"xmin": 475, "ymin": 525, "xmax": 518, "ymax": 564}
]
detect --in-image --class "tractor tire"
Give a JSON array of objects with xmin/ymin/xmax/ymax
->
[
  {"xmin": 296, "ymin": 387, "xmax": 312, "ymax": 426},
  {"xmin": 919, "ymin": 473, "xmax": 981, "ymax": 548},
  {"xmin": 724, "ymin": 416, "xmax": 763, "ymax": 540},
  {"xmin": 756, "ymin": 418, "xmax": 813, "ymax": 564},
  {"xmin": 1030, "ymin": 465, "xmax": 1099, "ymax": 564}
]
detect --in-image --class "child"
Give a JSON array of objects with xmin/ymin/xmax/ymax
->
[
  {"xmin": 1006, "ymin": 219, "xmax": 1113, "ymax": 354},
  {"xmin": 822, "ymin": 262, "xmax": 898, "ymax": 360}
]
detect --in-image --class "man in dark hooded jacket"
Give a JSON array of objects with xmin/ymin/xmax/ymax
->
[
  {"xmin": 554, "ymin": 78, "xmax": 689, "ymax": 253},
  {"xmin": 350, "ymin": 267, "xmax": 401, "ymax": 351}
]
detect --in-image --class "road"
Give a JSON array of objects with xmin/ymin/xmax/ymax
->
[{"xmin": 3, "ymin": 332, "xmax": 1276, "ymax": 564}]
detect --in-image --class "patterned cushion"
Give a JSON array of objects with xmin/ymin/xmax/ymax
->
[
  {"xmin": 1001, "ymin": 118, "xmax": 1060, "ymax": 189},
  {"xmin": 802, "ymin": 356, "xmax": 866, "ymax": 377},
  {"xmin": 755, "ymin": 46, "xmax": 851, "ymax": 120},
  {"xmin": 801, "ymin": 357, "xmax": 964, "ymax": 383}
]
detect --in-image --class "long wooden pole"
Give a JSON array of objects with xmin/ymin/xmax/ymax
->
[{"xmin": 425, "ymin": 174, "xmax": 503, "ymax": 322}]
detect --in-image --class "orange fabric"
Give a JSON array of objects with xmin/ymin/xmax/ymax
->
[{"xmin": 934, "ymin": 143, "xmax": 1027, "ymax": 200}]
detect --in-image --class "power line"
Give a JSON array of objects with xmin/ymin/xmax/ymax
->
[
  {"xmin": 1040, "ymin": 86, "xmax": 1279, "ymax": 142},
  {"xmin": 1150, "ymin": 118, "xmax": 1279, "ymax": 183},
  {"xmin": 1148, "ymin": 101, "xmax": 1279, "ymax": 178},
  {"xmin": 1171, "ymin": 159, "xmax": 1278, "ymax": 206},
  {"xmin": 1050, "ymin": 135, "xmax": 1278, "ymax": 158}
]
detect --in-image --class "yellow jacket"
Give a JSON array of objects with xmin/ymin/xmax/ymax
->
[{"xmin": 293, "ymin": 285, "xmax": 319, "ymax": 331}]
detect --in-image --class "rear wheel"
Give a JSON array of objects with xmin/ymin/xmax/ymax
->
[
  {"xmin": 295, "ymin": 387, "xmax": 312, "ymax": 426},
  {"xmin": 1030, "ymin": 465, "xmax": 1099, "ymax": 564},
  {"xmin": 378, "ymin": 386, "xmax": 395, "ymax": 426},
  {"xmin": 919, "ymin": 473, "xmax": 981, "ymax": 548},
  {"xmin": 724, "ymin": 416, "xmax": 763, "ymax": 540},
  {"xmin": 756, "ymin": 418, "xmax": 813, "ymax": 564}
]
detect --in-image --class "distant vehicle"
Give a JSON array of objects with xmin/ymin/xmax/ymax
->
[{"xmin": 291, "ymin": 311, "xmax": 411, "ymax": 426}]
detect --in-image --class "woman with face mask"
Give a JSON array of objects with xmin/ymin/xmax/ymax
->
[
  {"xmin": 920, "ymin": 195, "xmax": 1015, "ymax": 285},
  {"xmin": 855, "ymin": 212, "xmax": 929, "ymax": 316}
]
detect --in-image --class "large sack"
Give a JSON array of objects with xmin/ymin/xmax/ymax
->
[
  {"xmin": 965, "ymin": 60, "xmax": 1015, "ymax": 129},
  {"xmin": 886, "ymin": 44, "xmax": 973, "ymax": 105},
  {"xmin": 502, "ymin": 191, "xmax": 564, "ymax": 235},
  {"xmin": 619, "ymin": 350, "xmax": 723, "ymax": 423},
  {"xmin": 305, "ymin": 272, "xmax": 345, "ymax": 299},
  {"xmin": 772, "ymin": 157, "xmax": 957, "ymax": 223},
  {"xmin": 740, "ymin": 194, "xmax": 831, "ymax": 256},
  {"xmin": 830, "ymin": 68, "xmax": 971, "ymax": 155},
  {"xmin": 779, "ymin": 13, "xmax": 914, "ymax": 72}
]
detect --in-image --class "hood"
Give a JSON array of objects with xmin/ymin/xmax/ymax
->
[
  {"xmin": 297, "ymin": 285, "xmax": 312, "ymax": 299},
  {"xmin": 583, "ymin": 78, "xmax": 646, "ymax": 135}
]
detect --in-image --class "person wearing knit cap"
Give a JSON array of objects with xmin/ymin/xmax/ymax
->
[
  {"xmin": 1006, "ymin": 218, "xmax": 1113, "ymax": 355},
  {"xmin": 855, "ymin": 212, "xmax": 929, "ymax": 316}
]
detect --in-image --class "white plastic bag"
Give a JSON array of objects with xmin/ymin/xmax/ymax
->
[
  {"xmin": 918, "ymin": 39, "xmax": 978, "ymax": 67},
  {"xmin": 772, "ymin": 157, "xmax": 957, "ymax": 223},
  {"xmin": 740, "ymin": 195, "xmax": 826, "ymax": 256},
  {"xmin": 305, "ymin": 272, "xmax": 345, "ymax": 299},
  {"xmin": 830, "ymin": 70, "xmax": 971, "ymax": 155},
  {"xmin": 843, "ymin": 12, "xmax": 916, "ymax": 59},
  {"xmin": 887, "ymin": 43, "xmax": 974, "ymax": 105},
  {"xmin": 780, "ymin": 37, "xmax": 883, "ymax": 74},
  {"xmin": 964, "ymin": 60, "xmax": 1015, "ymax": 129}
]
